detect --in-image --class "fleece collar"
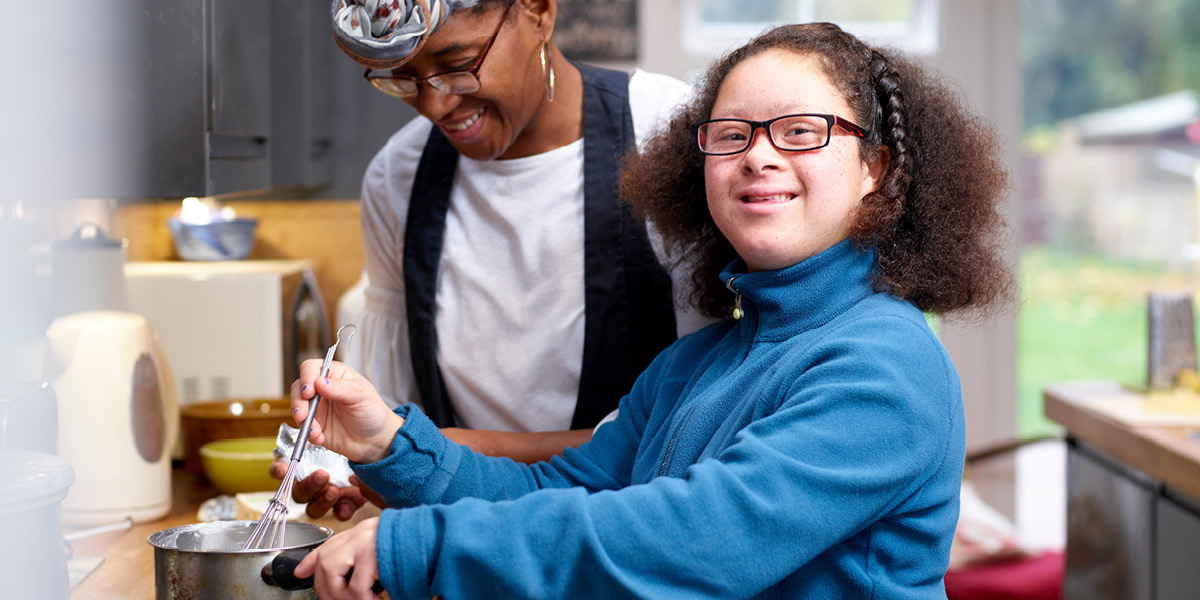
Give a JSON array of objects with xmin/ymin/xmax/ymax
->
[{"xmin": 718, "ymin": 239, "xmax": 879, "ymax": 342}]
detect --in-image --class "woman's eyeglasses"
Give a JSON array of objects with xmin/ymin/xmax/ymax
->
[
  {"xmin": 363, "ymin": 0, "xmax": 516, "ymax": 100},
  {"xmin": 694, "ymin": 113, "xmax": 869, "ymax": 156}
]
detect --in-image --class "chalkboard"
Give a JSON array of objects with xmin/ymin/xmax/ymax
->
[{"xmin": 552, "ymin": 0, "xmax": 637, "ymax": 62}]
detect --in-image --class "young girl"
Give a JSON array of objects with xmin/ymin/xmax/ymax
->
[{"xmin": 292, "ymin": 22, "xmax": 1010, "ymax": 599}]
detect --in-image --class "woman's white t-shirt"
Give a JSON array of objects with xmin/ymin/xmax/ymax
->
[{"xmin": 356, "ymin": 69, "xmax": 701, "ymax": 432}]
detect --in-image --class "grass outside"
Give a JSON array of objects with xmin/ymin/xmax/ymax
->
[{"xmin": 1017, "ymin": 247, "xmax": 1197, "ymax": 437}]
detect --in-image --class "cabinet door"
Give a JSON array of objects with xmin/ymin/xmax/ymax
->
[
  {"xmin": 209, "ymin": 0, "xmax": 270, "ymax": 137},
  {"xmin": 207, "ymin": 0, "xmax": 271, "ymax": 194},
  {"xmin": 317, "ymin": 50, "xmax": 420, "ymax": 199},
  {"xmin": 269, "ymin": 0, "xmax": 335, "ymax": 188},
  {"xmin": 1155, "ymin": 491, "xmax": 1200, "ymax": 600},
  {"xmin": 1063, "ymin": 443, "xmax": 1154, "ymax": 600}
]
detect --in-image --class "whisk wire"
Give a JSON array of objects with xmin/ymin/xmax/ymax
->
[
  {"xmin": 243, "ymin": 459, "xmax": 299, "ymax": 550},
  {"xmin": 242, "ymin": 324, "xmax": 357, "ymax": 551}
]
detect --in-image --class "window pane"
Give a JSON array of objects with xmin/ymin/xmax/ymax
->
[
  {"xmin": 700, "ymin": 0, "xmax": 790, "ymax": 23},
  {"xmin": 813, "ymin": 0, "xmax": 913, "ymax": 23},
  {"xmin": 1019, "ymin": 0, "xmax": 1200, "ymax": 437},
  {"xmin": 700, "ymin": 0, "xmax": 915, "ymax": 24},
  {"xmin": 689, "ymin": 0, "xmax": 936, "ymax": 56}
]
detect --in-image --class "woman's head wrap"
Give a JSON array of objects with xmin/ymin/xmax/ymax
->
[{"xmin": 332, "ymin": 0, "xmax": 483, "ymax": 69}]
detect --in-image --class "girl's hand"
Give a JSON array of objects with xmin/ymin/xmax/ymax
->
[
  {"xmin": 295, "ymin": 517, "xmax": 384, "ymax": 600},
  {"xmin": 290, "ymin": 360, "xmax": 404, "ymax": 464}
]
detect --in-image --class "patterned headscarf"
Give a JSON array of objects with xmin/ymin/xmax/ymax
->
[{"xmin": 332, "ymin": 0, "xmax": 483, "ymax": 69}]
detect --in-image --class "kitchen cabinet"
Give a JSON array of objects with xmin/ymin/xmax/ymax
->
[
  {"xmin": 178, "ymin": 0, "xmax": 272, "ymax": 196},
  {"xmin": 0, "ymin": 0, "xmax": 416, "ymax": 201},
  {"xmin": 318, "ymin": 51, "xmax": 420, "ymax": 199},
  {"xmin": 1063, "ymin": 443, "xmax": 1200, "ymax": 600},
  {"xmin": 1063, "ymin": 442, "xmax": 1154, "ymax": 600},
  {"xmin": 1, "ymin": 0, "xmax": 269, "ymax": 199},
  {"xmin": 1155, "ymin": 491, "xmax": 1200, "ymax": 600},
  {"xmin": 270, "ymin": 0, "xmax": 335, "ymax": 189},
  {"xmin": 1046, "ymin": 382, "xmax": 1200, "ymax": 600}
]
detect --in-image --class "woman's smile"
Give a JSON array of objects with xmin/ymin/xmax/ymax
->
[
  {"xmin": 440, "ymin": 107, "xmax": 488, "ymax": 141},
  {"xmin": 443, "ymin": 107, "xmax": 485, "ymax": 132}
]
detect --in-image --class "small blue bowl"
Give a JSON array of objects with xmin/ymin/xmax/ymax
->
[{"xmin": 168, "ymin": 218, "xmax": 258, "ymax": 261}]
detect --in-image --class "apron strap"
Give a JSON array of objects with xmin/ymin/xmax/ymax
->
[
  {"xmin": 403, "ymin": 127, "xmax": 457, "ymax": 427},
  {"xmin": 574, "ymin": 64, "xmax": 677, "ymax": 429}
]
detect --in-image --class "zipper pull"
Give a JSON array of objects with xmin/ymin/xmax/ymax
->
[{"xmin": 725, "ymin": 276, "xmax": 743, "ymax": 320}]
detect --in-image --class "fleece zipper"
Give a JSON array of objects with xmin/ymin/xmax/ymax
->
[
  {"xmin": 657, "ymin": 400, "xmax": 702, "ymax": 476},
  {"xmin": 658, "ymin": 275, "xmax": 751, "ymax": 476}
]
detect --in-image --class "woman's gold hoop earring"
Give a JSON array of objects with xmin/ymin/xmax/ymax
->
[{"xmin": 540, "ymin": 42, "xmax": 556, "ymax": 102}]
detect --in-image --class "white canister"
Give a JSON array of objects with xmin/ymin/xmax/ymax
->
[
  {"xmin": 50, "ymin": 223, "xmax": 129, "ymax": 318},
  {"xmin": 0, "ymin": 450, "xmax": 75, "ymax": 599}
]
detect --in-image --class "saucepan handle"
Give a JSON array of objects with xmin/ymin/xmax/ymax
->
[{"xmin": 262, "ymin": 548, "xmax": 384, "ymax": 593}]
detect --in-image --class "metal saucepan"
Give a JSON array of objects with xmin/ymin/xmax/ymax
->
[{"xmin": 148, "ymin": 520, "xmax": 332, "ymax": 600}]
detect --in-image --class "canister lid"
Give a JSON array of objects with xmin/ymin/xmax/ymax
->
[
  {"xmin": 52, "ymin": 223, "xmax": 123, "ymax": 250},
  {"xmin": 0, "ymin": 451, "xmax": 75, "ymax": 511}
]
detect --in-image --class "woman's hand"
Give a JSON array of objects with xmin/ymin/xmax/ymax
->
[
  {"xmin": 291, "ymin": 359, "xmax": 404, "ymax": 464},
  {"xmin": 296, "ymin": 517, "xmax": 384, "ymax": 600},
  {"xmin": 268, "ymin": 461, "xmax": 387, "ymax": 520}
]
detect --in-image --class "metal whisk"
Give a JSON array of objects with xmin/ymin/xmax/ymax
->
[{"xmin": 243, "ymin": 324, "xmax": 357, "ymax": 550}]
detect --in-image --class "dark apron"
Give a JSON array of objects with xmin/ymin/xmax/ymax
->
[{"xmin": 402, "ymin": 63, "xmax": 677, "ymax": 429}]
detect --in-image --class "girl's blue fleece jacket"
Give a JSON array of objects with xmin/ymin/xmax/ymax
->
[{"xmin": 353, "ymin": 239, "xmax": 966, "ymax": 599}]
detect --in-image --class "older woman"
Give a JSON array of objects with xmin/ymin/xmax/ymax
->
[
  {"xmin": 282, "ymin": 0, "xmax": 701, "ymax": 517},
  {"xmin": 338, "ymin": 0, "xmax": 694, "ymax": 429}
]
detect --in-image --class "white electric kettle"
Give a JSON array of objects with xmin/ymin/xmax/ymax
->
[
  {"xmin": 43, "ymin": 223, "xmax": 179, "ymax": 526},
  {"xmin": 44, "ymin": 311, "xmax": 178, "ymax": 526}
]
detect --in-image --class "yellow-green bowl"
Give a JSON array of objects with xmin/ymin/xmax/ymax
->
[{"xmin": 198, "ymin": 437, "xmax": 278, "ymax": 495}]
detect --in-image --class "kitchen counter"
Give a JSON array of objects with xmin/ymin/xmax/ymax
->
[
  {"xmin": 1045, "ymin": 381, "xmax": 1200, "ymax": 599},
  {"xmin": 1044, "ymin": 381, "xmax": 1200, "ymax": 500},
  {"xmin": 68, "ymin": 465, "xmax": 349, "ymax": 599}
]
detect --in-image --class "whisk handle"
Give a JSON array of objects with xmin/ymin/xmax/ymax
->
[
  {"xmin": 291, "ymin": 350, "xmax": 339, "ymax": 463},
  {"xmin": 290, "ymin": 394, "xmax": 320, "ymax": 463}
]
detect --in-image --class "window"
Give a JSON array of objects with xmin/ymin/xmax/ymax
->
[
  {"xmin": 1018, "ymin": 0, "xmax": 1200, "ymax": 437},
  {"xmin": 683, "ymin": 0, "xmax": 940, "ymax": 58}
]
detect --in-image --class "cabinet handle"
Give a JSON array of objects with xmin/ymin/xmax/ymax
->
[{"xmin": 208, "ymin": 133, "xmax": 268, "ymax": 159}]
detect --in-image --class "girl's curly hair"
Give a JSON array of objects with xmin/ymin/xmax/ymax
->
[{"xmin": 621, "ymin": 22, "xmax": 1012, "ymax": 319}]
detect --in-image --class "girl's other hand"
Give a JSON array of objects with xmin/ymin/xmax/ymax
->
[{"xmin": 290, "ymin": 360, "xmax": 404, "ymax": 464}]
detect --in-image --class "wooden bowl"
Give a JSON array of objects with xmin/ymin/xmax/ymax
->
[{"xmin": 180, "ymin": 397, "xmax": 290, "ymax": 475}]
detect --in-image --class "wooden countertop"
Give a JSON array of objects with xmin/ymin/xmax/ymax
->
[
  {"xmin": 68, "ymin": 466, "xmax": 349, "ymax": 599},
  {"xmin": 1044, "ymin": 381, "xmax": 1200, "ymax": 500}
]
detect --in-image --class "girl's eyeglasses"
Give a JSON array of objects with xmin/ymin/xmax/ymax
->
[{"xmin": 694, "ymin": 113, "xmax": 869, "ymax": 156}]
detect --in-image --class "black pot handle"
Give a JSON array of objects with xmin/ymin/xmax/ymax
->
[{"xmin": 262, "ymin": 548, "xmax": 384, "ymax": 593}]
